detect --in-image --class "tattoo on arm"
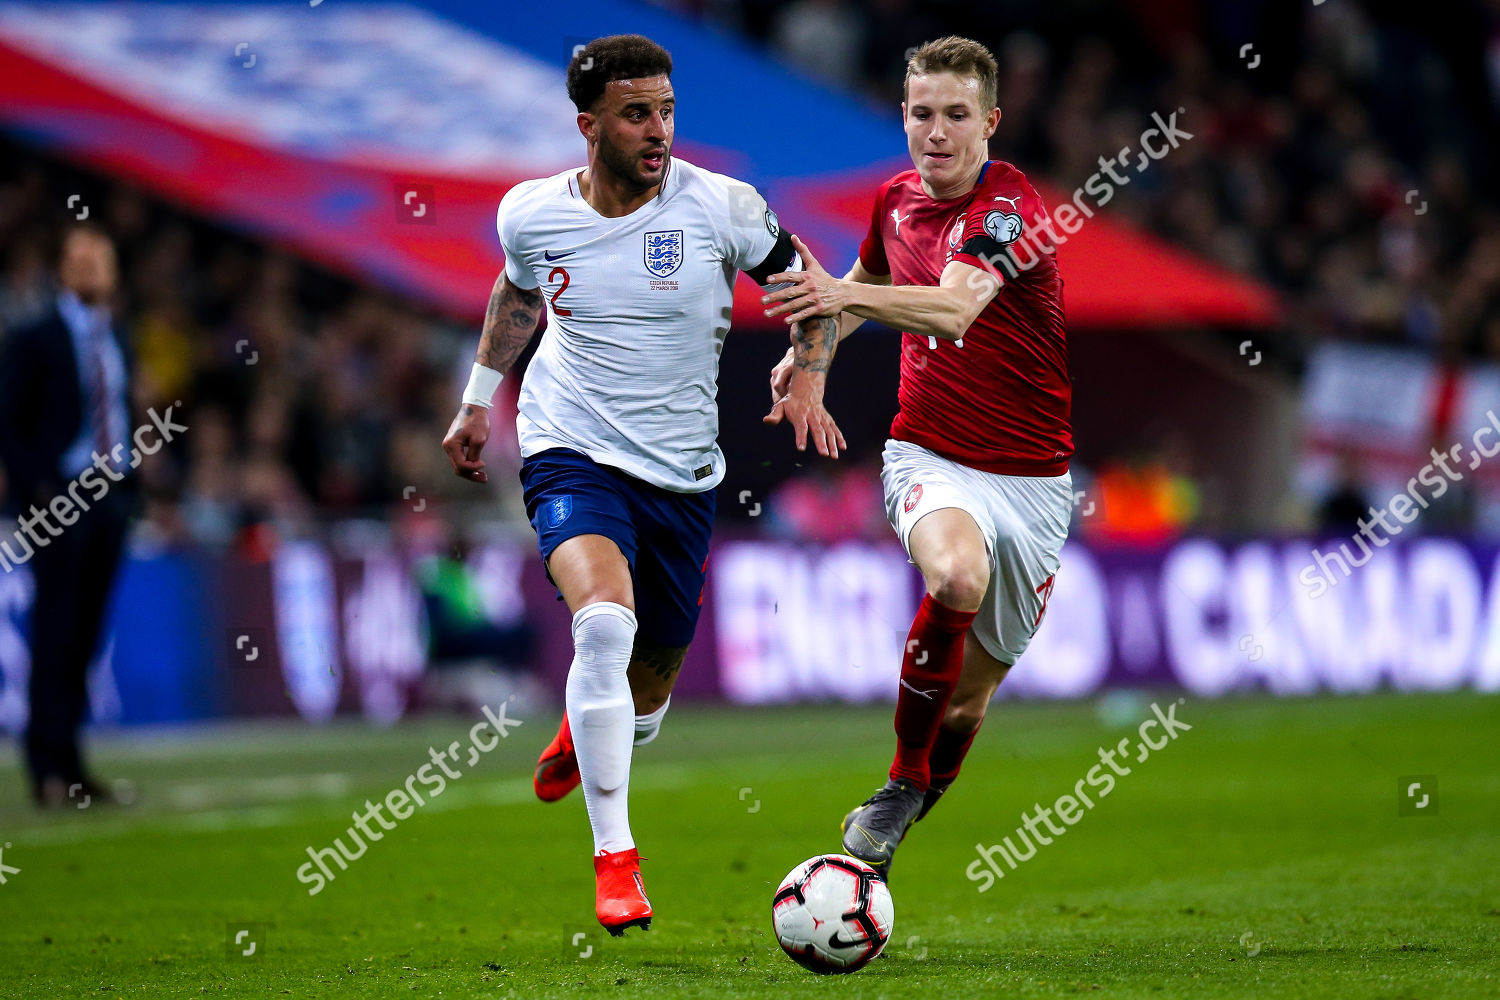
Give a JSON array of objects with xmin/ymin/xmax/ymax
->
[
  {"xmin": 476, "ymin": 274, "xmax": 543, "ymax": 374},
  {"xmin": 791, "ymin": 315, "xmax": 838, "ymax": 376}
]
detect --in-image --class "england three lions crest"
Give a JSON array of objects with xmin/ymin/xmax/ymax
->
[{"xmin": 644, "ymin": 230, "xmax": 683, "ymax": 277}]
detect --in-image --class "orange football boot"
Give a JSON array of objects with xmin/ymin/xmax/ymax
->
[
  {"xmin": 594, "ymin": 848, "xmax": 652, "ymax": 936},
  {"xmin": 534, "ymin": 713, "xmax": 580, "ymax": 802}
]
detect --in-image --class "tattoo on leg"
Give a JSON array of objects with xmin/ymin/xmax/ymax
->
[{"xmin": 632, "ymin": 641, "xmax": 688, "ymax": 684}]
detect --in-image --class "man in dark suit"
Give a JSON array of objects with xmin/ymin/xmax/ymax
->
[{"xmin": 0, "ymin": 225, "xmax": 135, "ymax": 807}]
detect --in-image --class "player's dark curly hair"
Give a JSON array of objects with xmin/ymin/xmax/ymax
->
[{"xmin": 567, "ymin": 35, "xmax": 673, "ymax": 113}]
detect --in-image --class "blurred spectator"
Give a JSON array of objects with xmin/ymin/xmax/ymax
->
[
  {"xmin": 8, "ymin": 1, "xmax": 1500, "ymax": 539},
  {"xmin": 0, "ymin": 137, "xmax": 529, "ymax": 556},
  {"xmin": 0, "ymin": 242, "xmax": 49, "ymax": 329},
  {"xmin": 417, "ymin": 529, "xmax": 535, "ymax": 668},
  {"xmin": 0, "ymin": 225, "xmax": 135, "ymax": 807},
  {"xmin": 411, "ymin": 521, "xmax": 543, "ymax": 715},
  {"xmin": 771, "ymin": 0, "xmax": 864, "ymax": 87},
  {"xmin": 675, "ymin": 0, "xmax": 1500, "ymax": 534},
  {"xmin": 1317, "ymin": 451, "xmax": 1373, "ymax": 537},
  {"xmin": 1087, "ymin": 437, "xmax": 1202, "ymax": 545},
  {"xmin": 676, "ymin": 5, "xmax": 1500, "ymax": 370}
]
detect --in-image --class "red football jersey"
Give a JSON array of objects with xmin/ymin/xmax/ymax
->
[{"xmin": 858, "ymin": 160, "xmax": 1072, "ymax": 476}]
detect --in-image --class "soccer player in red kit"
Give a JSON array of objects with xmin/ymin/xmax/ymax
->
[{"xmin": 763, "ymin": 35, "xmax": 1072, "ymax": 875}]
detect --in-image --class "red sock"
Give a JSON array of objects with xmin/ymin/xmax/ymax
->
[
  {"xmin": 889, "ymin": 595, "xmax": 977, "ymax": 789},
  {"xmin": 927, "ymin": 721, "xmax": 980, "ymax": 792}
]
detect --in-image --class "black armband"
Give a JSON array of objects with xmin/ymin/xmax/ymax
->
[
  {"xmin": 957, "ymin": 235, "xmax": 1011, "ymax": 267},
  {"xmin": 746, "ymin": 228, "xmax": 799, "ymax": 285}
]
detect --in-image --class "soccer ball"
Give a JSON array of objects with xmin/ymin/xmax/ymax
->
[{"xmin": 771, "ymin": 854, "xmax": 894, "ymax": 973}]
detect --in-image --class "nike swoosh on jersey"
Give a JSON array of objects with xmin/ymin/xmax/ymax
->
[{"xmin": 543, "ymin": 250, "xmax": 576, "ymax": 262}]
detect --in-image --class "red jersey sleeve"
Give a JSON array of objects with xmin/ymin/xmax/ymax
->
[
  {"xmin": 857, "ymin": 179, "xmax": 894, "ymax": 276},
  {"xmin": 950, "ymin": 178, "xmax": 1049, "ymax": 281}
]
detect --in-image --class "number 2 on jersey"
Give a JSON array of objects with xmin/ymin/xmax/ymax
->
[{"xmin": 548, "ymin": 267, "xmax": 572, "ymax": 316}]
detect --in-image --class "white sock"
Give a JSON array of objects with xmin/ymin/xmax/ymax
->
[
  {"xmin": 565, "ymin": 602, "xmax": 638, "ymax": 855},
  {"xmin": 634, "ymin": 697, "xmax": 671, "ymax": 747}
]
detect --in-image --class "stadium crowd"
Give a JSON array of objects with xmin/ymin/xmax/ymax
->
[
  {"xmin": 4, "ymin": 0, "xmax": 1500, "ymax": 547},
  {"xmin": 0, "ymin": 137, "xmax": 522, "ymax": 557},
  {"xmin": 686, "ymin": 0, "xmax": 1500, "ymax": 362},
  {"xmin": 697, "ymin": 0, "xmax": 1500, "ymax": 537}
]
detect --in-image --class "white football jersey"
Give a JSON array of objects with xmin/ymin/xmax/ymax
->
[{"xmin": 497, "ymin": 157, "xmax": 784, "ymax": 492}]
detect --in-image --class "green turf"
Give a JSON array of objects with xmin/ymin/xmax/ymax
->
[{"xmin": 0, "ymin": 692, "xmax": 1496, "ymax": 998}]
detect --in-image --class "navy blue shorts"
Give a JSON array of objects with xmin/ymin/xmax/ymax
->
[{"xmin": 519, "ymin": 448, "xmax": 716, "ymax": 648}]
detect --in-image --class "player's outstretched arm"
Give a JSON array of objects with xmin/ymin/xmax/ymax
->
[
  {"xmin": 766, "ymin": 257, "xmax": 889, "ymax": 403},
  {"xmin": 764, "ymin": 235, "xmax": 998, "ymax": 341},
  {"xmin": 833, "ymin": 258, "xmax": 890, "ymax": 340},
  {"xmin": 441, "ymin": 273, "xmax": 543, "ymax": 483},
  {"xmin": 763, "ymin": 313, "xmax": 847, "ymax": 459}
]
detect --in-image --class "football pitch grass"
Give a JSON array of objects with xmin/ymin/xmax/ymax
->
[{"xmin": 0, "ymin": 692, "xmax": 1495, "ymax": 998}]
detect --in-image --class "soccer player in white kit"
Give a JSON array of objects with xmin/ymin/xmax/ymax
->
[{"xmin": 441, "ymin": 35, "xmax": 843, "ymax": 935}]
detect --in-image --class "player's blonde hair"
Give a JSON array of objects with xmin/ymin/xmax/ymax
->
[{"xmin": 904, "ymin": 36, "xmax": 998, "ymax": 111}]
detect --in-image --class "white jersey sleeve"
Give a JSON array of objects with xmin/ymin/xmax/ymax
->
[
  {"xmin": 716, "ymin": 179, "xmax": 782, "ymax": 278},
  {"xmin": 497, "ymin": 182, "xmax": 541, "ymax": 290}
]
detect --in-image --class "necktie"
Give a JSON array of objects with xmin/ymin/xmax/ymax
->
[{"xmin": 85, "ymin": 315, "xmax": 115, "ymax": 459}]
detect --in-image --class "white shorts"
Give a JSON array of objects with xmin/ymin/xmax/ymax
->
[{"xmin": 881, "ymin": 439, "xmax": 1072, "ymax": 665}]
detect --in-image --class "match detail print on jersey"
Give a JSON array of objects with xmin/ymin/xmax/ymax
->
[{"xmin": 496, "ymin": 159, "xmax": 785, "ymax": 493}]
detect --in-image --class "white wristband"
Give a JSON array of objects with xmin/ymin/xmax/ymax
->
[{"xmin": 462, "ymin": 363, "xmax": 504, "ymax": 408}]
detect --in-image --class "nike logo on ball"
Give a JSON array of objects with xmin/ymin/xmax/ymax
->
[{"xmin": 828, "ymin": 929, "xmax": 868, "ymax": 949}]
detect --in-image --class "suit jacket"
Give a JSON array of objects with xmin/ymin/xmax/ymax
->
[{"xmin": 0, "ymin": 304, "xmax": 134, "ymax": 516}]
